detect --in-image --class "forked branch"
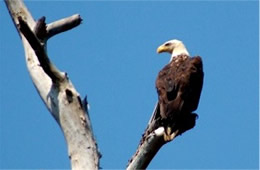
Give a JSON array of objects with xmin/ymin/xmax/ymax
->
[
  {"xmin": 5, "ymin": 0, "xmax": 99, "ymax": 169},
  {"xmin": 18, "ymin": 16, "xmax": 64, "ymax": 83}
]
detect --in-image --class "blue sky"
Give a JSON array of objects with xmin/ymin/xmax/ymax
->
[{"xmin": 0, "ymin": 1, "xmax": 259, "ymax": 169}]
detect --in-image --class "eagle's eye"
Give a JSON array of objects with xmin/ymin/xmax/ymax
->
[{"xmin": 165, "ymin": 43, "xmax": 171, "ymax": 46}]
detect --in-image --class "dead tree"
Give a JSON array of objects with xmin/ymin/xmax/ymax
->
[
  {"xmin": 5, "ymin": 0, "xmax": 99, "ymax": 169},
  {"xmin": 5, "ymin": 0, "xmax": 198, "ymax": 169}
]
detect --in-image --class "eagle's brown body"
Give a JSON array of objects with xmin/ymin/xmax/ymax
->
[{"xmin": 156, "ymin": 54, "xmax": 203, "ymax": 134}]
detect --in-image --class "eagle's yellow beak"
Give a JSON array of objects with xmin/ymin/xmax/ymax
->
[{"xmin": 157, "ymin": 45, "xmax": 169, "ymax": 53}]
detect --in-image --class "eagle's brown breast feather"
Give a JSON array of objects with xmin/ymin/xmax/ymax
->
[{"xmin": 155, "ymin": 54, "xmax": 204, "ymax": 134}]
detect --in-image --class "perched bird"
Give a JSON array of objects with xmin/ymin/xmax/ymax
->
[{"xmin": 156, "ymin": 39, "xmax": 204, "ymax": 141}]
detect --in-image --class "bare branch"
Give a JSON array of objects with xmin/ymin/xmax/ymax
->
[
  {"xmin": 127, "ymin": 101, "xmax": 196, "ymax": 169},
  {"xmin": 46, "ymin": 14, "xmax": 82, "ymax": 39},
  {"xmin": 18, "ymin": 16, "xmax": 65, "ymax": 83},
  {"xmin": 127, "ymin": 128, "xmax": 164, "ymax": 169},
  {"xmin": 127, "ymin": 103, "xmax": 164, "ymax": 169},
  {"xmin": 127, "ymin": 126, "xmax": 179, "ymax": 169}
]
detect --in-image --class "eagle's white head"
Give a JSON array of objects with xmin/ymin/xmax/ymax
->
[{"xmin": 157, "ymin": 39, "xmax": 190, "ymax": 61}]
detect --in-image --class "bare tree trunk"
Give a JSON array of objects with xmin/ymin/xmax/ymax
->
[{"xmin": 4, "ymin": 0, "xmax": 100, "ymax": 169}]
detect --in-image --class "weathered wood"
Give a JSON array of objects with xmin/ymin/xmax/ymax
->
[
  {"xmin": 127, "ymin": 103, "xmax": 169, "ymax": 170},
  {"xmin": 46, "ymin": 14, "xmax": 82, "ymax": 39},
  {"xmin": 4, "ymin": 0, "xmax": 99, "ymax": 169}
]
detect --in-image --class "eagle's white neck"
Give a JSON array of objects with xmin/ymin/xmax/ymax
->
[{"xmin": 170, "ymin": 43, "xmax": 190, "ymax": 61}]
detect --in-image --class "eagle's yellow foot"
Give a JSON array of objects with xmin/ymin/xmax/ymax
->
[{"xmin": 163, "ymin": 127, "xmax": 179, "ymax": 142}]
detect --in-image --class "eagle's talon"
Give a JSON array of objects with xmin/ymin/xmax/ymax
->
[{"xmin": 163, "ymin": 129, "xmax": 179, "ymax": 142}]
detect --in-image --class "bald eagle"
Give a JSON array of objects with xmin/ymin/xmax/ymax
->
[{"xmin": 156, "ymin": 39, "xmax": 203, "ymax": 140}]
